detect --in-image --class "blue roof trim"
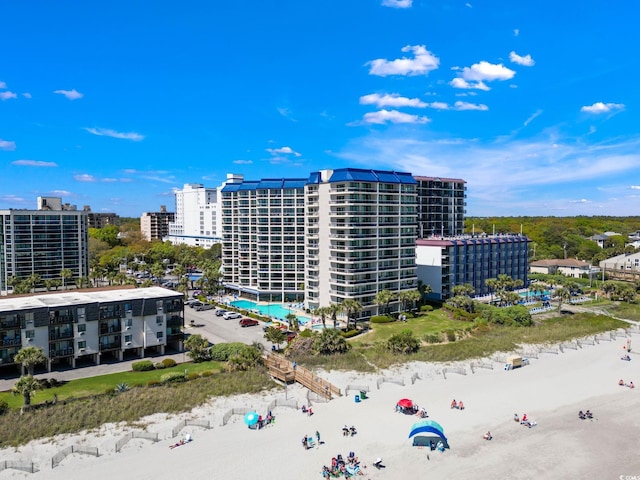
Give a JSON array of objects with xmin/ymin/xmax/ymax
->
[
  {"xmin": 328, "ymin": 168, "xmax": 416, "ymax": 184},
  {"xmin": 221, "ymin": 184, "xmax": 241, "ymax": 192},
  {"xmin": 307, "ymin": 172, "xmax": 321, "ymax": 184},
  {"xmin": 223, "ymin": 178, "xmax": 307, "ymax": 192}
]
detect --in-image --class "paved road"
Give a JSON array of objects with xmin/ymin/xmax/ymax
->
[{"xmin": 0, "ymin": 306, "xmax": 270, "ymax": 391}]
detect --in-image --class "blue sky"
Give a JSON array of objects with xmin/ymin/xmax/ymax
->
[{"xmin": 1, "ymin": 0, "xmax": 638, "ymax": 218}]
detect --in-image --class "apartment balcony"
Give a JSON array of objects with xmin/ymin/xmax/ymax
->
[
  {"xmin": 99, "ymin": 339, "xmax": 122, "ymax": 352},
  {"xmin": 49, "ymin": 314, "xmax": 75, "ymax": 325},
  {"xmin": 1, "ymin": 337, "xmax": 21, "ymax": 347},
  {"xmin": 50, "ymin": 347, "xmax": 74, "ymax": 358},
  {"xmin": 0, "ymin": 320, "xmax": 20, "ymax": 331},
  {"xmin": 49, "ymin": 330, "xmax": 74, "ymax": 341}
]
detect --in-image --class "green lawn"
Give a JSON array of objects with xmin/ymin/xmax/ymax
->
[{"xmin": 0, "ymin": 360, "xmax": 223, "ymax": 409}]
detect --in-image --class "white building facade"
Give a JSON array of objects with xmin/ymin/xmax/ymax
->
[{"xmin": 165, "ymin": 183, "xmax": 223, "ymax": 248}]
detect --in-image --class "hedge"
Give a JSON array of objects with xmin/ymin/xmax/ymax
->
[
  {"xmin": 161, "ymin": 358, "xmax": 177, "ymax": 368},
  {"xmin": 420, "ymin": 305, "xmax": 434, "ymax": 312},
  {"xmin": 370, "ymin": 315, "xmax": 394, "ymax": 324},
  {"xmin": 160, "ymin": 372, "xmax": 186, "ymax": 383}
]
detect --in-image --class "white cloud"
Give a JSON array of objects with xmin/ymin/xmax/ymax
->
[
  {"xmin": 84, "ymin": 128, "xmax": 144, "ymax": 141},
  {"xmin": 367, "ymin": 45, "xmax": 439, "ymax": 77},
  {"xmin": 277, "ymin": 107, "xmax": 297, "ymax": 121},
  {"xmin": 454, "ymin": 101, "xmax": 488, "ymax": 111},
  {"xmin": 22, "ymin": 93, "xmax": 32, "ymax": 99},
  {"xmin": 12, "ymin": 159, "xmax": 58, "ymax": 167},
  {"xmin": 510, "ymin": 51, "xmax": 535, "ymax": 67},
  {"xmin": 0, "ymin": 91, "xmax": 17, "ymax": 100},
  {"xmin": 266, "ymin": 146, "xmax": 301, "ymax": 157},
  {"xmin": 630, "ymin": 186, "xmax": 640, "ymax": 190},
  {"xmin": 381, "ymin": 0, "xmax": 412, "ymax": 7},
  {"xmin": 233, "ymin": 159, "xmax": 254, "ymax": 165},
  {"xmin": 465, "ymin": 3, "xmax": 472, "ymax": 7},
  {"xmin": 0, "ymin": 81, "xmax": 5, "ymax": 89},
  {"xmin": 580, "ymin": 102, "xmax": 625, "ymax": 114},
  {"xmin": 361, "ymin": 109, "xmax": 430, "ymax": 125},
  {"xmin": 0, "ymin": 194, "xmax": 27, "ymax": 205},
  {"xmin": 426, "ymin": 102, "xmax": 450, "ymax": 110},
  {"xmin": 449, "ymin": 77, "xmax": 489, "ymax": 91},
  {"xmin": 360, "ymin": 93, "xmax": 427, "ymax": 108},
  {"xmin": 49, "ymin": 190, "xmax": 71, "ymax": 196},
  {"xmin": 54, "ymin": 89, "xmax": 84, "ymax": 100},
  {"xmin": 74, "ymin": 174, "xmax": 97, "ymax": 182},
  {"xmin": 514, "ymin": 29, "xmax": 520, "ymax": 37},
  {"xmin": 0, "ymin": 139, "xmax": 16, "ymax": 151},
  {"xmin": 569, "ymin": 198, "xmax": 590, "ymax": 204},
  {"xmin": 524, "ymin": 110, "xmax": 543, "ymax": 126},
  {"xmin": 461, "ymin": 61, "xmax": 516, "ymax": 81}
]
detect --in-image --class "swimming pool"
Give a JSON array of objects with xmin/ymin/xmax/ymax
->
[
  {"xmin": 230, "ymin": 300, "xmax": 311, "ymax": 325},
  {"xmin": 519, "ymin": 290, "xmax": 550, "ymax": 297}
]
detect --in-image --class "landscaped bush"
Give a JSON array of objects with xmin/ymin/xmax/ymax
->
[
  {"xmin": 0, "ymin": 400, "xmax": 9, "ymax": 415},
  {"xmin": 186, "ymin": 372, "xmax": 200, "ymax": 381},
  {"xmin": 385, "ymin": 330, "xmax": 420, "ymax": 354},
  {"xmin": 132, "ymin": 360, "xmax": 155, "ymax": 372},
  {"xmin": 146, "ymin": 380, "xmax": 161, "ymax": 387},
  {"xmin": 154, "ymin": 362, "xmax": 167, "ymax": 369},
  {"xmin": 209, "ymin": 342, "xmax": 246, "ymax": 361},
  {"xmin": 445, "ymin": 330, "xmax": 457, "ymax": 342},
  {"xmin": 161, "ymin": 358, "xmax": 177, "ymax": 368},
  {"xmin": 160, "ymin": 372, "xmax": 186, "ymax": 384},
  {"xmin": 340, "ymin": 329, "xmax": 361, "ymax": 338},
  {"xmin": 370, "ymin": 315, "xmax": 394, "ymax": 323},
  {"xmin": 200, "ymin": 370, "xmax": 215, "ymax": 377},
  {"xmin": 420, "ymin": 305, "xmax": 434, "ymax": 312},
  {"xmin": 299, "ymin": 329, "xmax": 314, "ymax": 338}
]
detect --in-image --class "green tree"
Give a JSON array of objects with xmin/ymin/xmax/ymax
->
[
  {"xmin": 341, "ymin": 299, "xmax": 362, "ymax": 331},
  {"xmin": 14, "ymin": 347, "xmax": 47, "ymax": 376},
  {"xmin": 286, "ymin": 313, "xmax": 300, "ymax": 332},
  {"xmin": 374, "ymin": 290, "xmax": 395, "ymax": 315},
  {"xmin": 554, "ymin": 287, "xmax": 571, "ymax": 312},
  {"xmin": 485, "ymin": 278, "xmax": 499, "ymax": 304},
  {"xmin": 184, "ymin": 334, "xmax": 211, "ymax": 362},
  {"xmin": 228, "ymin": 344, "xmax": 263, "ymax": 371},
  {"xmin": 12, "ymin": 375, "xmax": 41, "ymax": 410},
  {"xmin": 328, "ymin": 303, "xmax": 343, "ymax": 328},
  {"xmin": 264, "ymin": 327, "xmax": 286, "ymax": 350},
  {"xmin": 88, "ymin": 225, "xmax": 121, "ymax": 248},
  {"xmin": 417, "ymin": 280, "xmax": 433, "ymax": 304},
  {"xmin": 313, "ymin": 328, "xmax": 350, "ymax": 355},
  {"xmin": 451, "ymin": 284, "xmax": 475, "ymax": 298},
  {"xmin": 60, "ymin": 269, "xmax": 73, "ymax": 291},
  {"xmin": 315, "ymin": 306, "xmax": 330, "ymax": 328}
]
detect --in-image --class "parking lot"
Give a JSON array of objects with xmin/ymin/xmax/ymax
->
[{"xmin": 184, "ymin": 305, "xmax": 271, "ymax": 348}]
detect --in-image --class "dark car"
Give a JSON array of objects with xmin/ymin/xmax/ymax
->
[
  {"xmin": 239, "ymin": 318, "xmax": 259, "ymax": 327},
  {"xmin": 189, "ymin": 300, "xmax": 203, "ymax": 309},
  {"xmin": 195, "ymin": 303, "xmax": 214, "ymax": 312},
  {"xmin": 215, "ymin": 309, "xmax": 228, "ymax": 316}
]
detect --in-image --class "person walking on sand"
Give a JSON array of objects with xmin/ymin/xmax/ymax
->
[{"xmin": 316, "ymin": 430, "xmax": 321, "ymax": 444}]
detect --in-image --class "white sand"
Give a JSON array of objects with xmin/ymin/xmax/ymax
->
[{"xmin": 1, "ymin": 334, "xmax": 639, "ymax": 480}]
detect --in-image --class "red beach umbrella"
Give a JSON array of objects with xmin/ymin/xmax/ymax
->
[{"xmin": 397, "ymin": 398, "xmax": 414, "ymax": 409}]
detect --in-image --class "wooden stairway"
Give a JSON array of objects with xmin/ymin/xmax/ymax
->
[{"xmin": 263, "ymin": 353, "xmax": 341, "ymax": 400}]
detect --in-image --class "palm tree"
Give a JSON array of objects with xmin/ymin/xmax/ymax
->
[
  {"xmin": 12, "ymin": 375, "xmax": 41, "ymax": 410},
  {"xmin": 26, "ymin": 274, "xmax": 41, "ymax": 294},
  {"xmin": 374, "ymin": 290, "xmax": 395, "ymax": 316},
  {"xmin": 328, "ymin": 303, "xmax": 343, "ymax": 329},
  {"xmin": 264, "ymin": 326, "xmax": 286, "ymax": 350},
  {"xmin": 485, "ymin": 278, "xmax": 499, "ymax": 304},
  {"xmin": 451, "ymin": 283, "xmax": 475, "ymax": 298},
  {"xmin": 341, "ymin": 299, "xmax": 362, "ymax": 331},
  {"xmin": 417, "ymin": 281, "xmax": 432, "ymax": 304},
  {"xmin": 14, "ymin": 346, "xmax": 47, "ymax": 376},
  {"xmin": 286, "ymin": 313, "xmax": 300, "ymax": 332},
  {"xmin": 554, "ymin": 287, "xmax": 571, "ymax": 312},
  {"xmin": 313, "ymin": 328, "xmax": 350, "ymax": 355},
  {"xmin": 315, "ymin": 306, "xmax": 330, "ymax": 328},
  {"xmin": 60, "ymin": 268, "xmax": 73, "ymax": 291},
  {"xmin": 407, "ymin": 289, "xmax": 422, "ymax": 312}
]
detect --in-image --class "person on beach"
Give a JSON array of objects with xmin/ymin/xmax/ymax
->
[
  {"xmin": 316, "ymin": 431, "xmax": 321, "ymax": 443},
  {"xmin": 458, "ymin": 400, "xmax": 465, "ymax": 410},
  {"xmin": 629, "ymin": 381, "xmax": 635, "ymax": 389},
  {"xmin": 483, "ymin": 431, "xmax": 492, "ymax": 440},
  {"xmin": 451, "ymin": 399, "xmax": 457, "ymax": 409},
  {"xmin": 619, "ymin": 379, "xmax": 625, "ymax": 386},
  {"xmin": 514, "ymin": 413, "xmax": 520, "ymax": 422}
]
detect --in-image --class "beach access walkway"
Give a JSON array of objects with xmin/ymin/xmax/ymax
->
[{"xmin": 263, "ymin": 352, "xmax": 341, "ymax": 400}]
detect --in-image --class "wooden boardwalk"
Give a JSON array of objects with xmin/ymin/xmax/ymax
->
[{"xmin": 263, "ymin": 353, "xmax": 341, "ymax": 400}]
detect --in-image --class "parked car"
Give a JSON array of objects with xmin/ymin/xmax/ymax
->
[
  {"xmin": 184, "ymin": 299, "xmax": 199, "ymax": 307},
  {"xmin": 215, "ymin": 309, "xmax": 228, "ymax": 316},
  {"xmin": 189, "ymin": 300, "xmax": 203, "ymax": 309},
  {"xmin": 239, "ymin": 318, "xmax": 259, "ymax": 327},
  {"xmin": 195, "ymin": 303, "xmax": 214, "ymax": 312},
  {"xmin": 223, "ymin": 311, "xmax": 242, "ymax": 320}
]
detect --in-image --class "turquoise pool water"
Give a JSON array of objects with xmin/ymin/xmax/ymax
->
[
  {"xmin": 519, "ymin": 290, "xmax": 550, "ymax": 297},
  {"xmin": 230, "ymin": 300, "xmax": 310, "ymax": 325}
]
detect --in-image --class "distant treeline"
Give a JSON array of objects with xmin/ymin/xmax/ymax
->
[{"xmin": 465, "ymin": 216, "xmax": 640, "ymax": 264}]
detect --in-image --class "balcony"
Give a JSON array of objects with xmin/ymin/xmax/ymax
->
[
  {"xmin": 100, "ymin": 340, "xmax": 122, "ymax": 351},
  {"xmin": 50, "ymin": 347, "xmax": 74, "ymax": 358},
  {"xmin": 49, "ymin": 330, "xmax": 74, "ymax": 341}
]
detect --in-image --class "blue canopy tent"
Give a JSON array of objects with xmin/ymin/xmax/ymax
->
[{"xmin": 409, "ymin": 420, "xmax": 449, "ymax": 448}]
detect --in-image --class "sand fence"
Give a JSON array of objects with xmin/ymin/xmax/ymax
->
[
  {"xmin": 114, "ymin": 431, "xmax": 159, "ymax": 453},
  {"xmin": 51, "ymin": 445, "xmax": 99, "ymax": 468},
  {"xmin": 0, "ymin": 460, "xmax": 37, "ymax": 474},
  {"xmin": 170, "ymin": 419, "xmax": 212, "ymax": 438},
  {"xmin": 221, "ymin": 398, "xmax": 299, "ymax": 426}
]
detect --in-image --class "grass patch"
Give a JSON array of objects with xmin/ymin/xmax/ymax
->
[
  {"xmin": 0, "ymin": 367, "xmax": 277, "ymax": 448},
  {"xmin": 0, "ymin": 361, "xmax": 225, "ymax": 409}
]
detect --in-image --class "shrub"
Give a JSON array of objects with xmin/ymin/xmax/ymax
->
[
  {"xmin": 115, "ymin": 382, "xmax": 130, "ymax": 393},
  {"xmin": 200, "ymin": 370, "xmax": 215, "ymax": 377},
  {"xmin": 340, "ymin": 329, "xmax": 361, "ymax": 339},
  {"xmin": 160, "ymin": 372, "xmax": 186, "ymax": 384},
  {"xmin": 420, "ymin": 305, "xmax": 434, "ymax": 312},
  {"xmin": 132, "ymin": 360, "xmax": 155, "ymax": 372},
  {"xmin": 154, "ymin": 362, "xmax": 167, "ymax": 369},
  {"xmin": 186, "ymin": 372, "xmax": 200, "ymax": 381},
  {"xmin": 104, "ymin": 388, "xmax": 116, "ymax": 397},
  {"xmin": 299, "ymin": 329, "xmax": 314, "ymax": 338},
  {"xmin": 385, "ymin": 329, "xmax": 420, "ymax": 354},
  {"xmin": 445, "ymin": 330, "xmax": 457, "ymax": 342},
  {"xmin": 370, "ymin": 315, "xmax": 394, "ymax": 323},
  {"xmin": 0, "ymin": 400, "xmax": 8, "ymax": 415},
  {"xmin": 147, "ymin": 380, "xmax": 161, "ymax": 387},
  {"xmin": 423, "ymin": 333, "xmax": 443, "ymax": 344},
  {"xmin": 162, "ymin": 358, "xmax": 177, "ymax": 368}
]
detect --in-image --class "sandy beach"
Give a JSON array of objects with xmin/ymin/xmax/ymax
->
[{"xmin": 1, "ymin": 330, "xmax": 639, "ymax": 480}]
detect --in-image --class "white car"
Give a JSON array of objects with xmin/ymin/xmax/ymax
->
[{"xmin": 223, "ymin": 311, "xmax": 242, "ymax": 320}]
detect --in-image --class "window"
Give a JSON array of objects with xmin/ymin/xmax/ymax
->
[
  {"xmin": 78, "ymin": 340, "xmax": 86, "ymax": 349},
  {"xmin": 25, "ymin": 330, "xmax": 35, "ymax": 339},
  {"xmin": 77, "ymin": 324, "xmax": 86, "ymax": 333},
  {"xmin": 156, "ymin": 316, "xmax": 163, "ymax": 325},
  {"xmin": 125, "ymin": 318, "xmax": 132, "ymax": 327},
  {"xmin": 156, "ymin": 331, "xmax": 164, "ymax": 340},
  {"xmin": 124, "ymin": 334, "xmax": 132, "ymax": 343}
]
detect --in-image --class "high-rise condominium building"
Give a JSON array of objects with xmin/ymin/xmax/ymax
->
[
  {"xmin": 306, "ymin": 169, "xmax": 418, "ymax": 318},
  {"xmin": 415, "ymin": 176, "xmax": 466, "ymax": 237},
  {"xmin": 165, "ymin": 183, "xmax": 221, "ymax": 248},
  {"xmin": 221, "ymin": 177, "xmax": 307, "ymax": 301},
  {"xmin": 82, "ymin": 206, "xmax": 119, "ymax": 229},
  {"xmin": 220, "ymin": 168, "xmax": 418, "ymax": 320},
  {"xmin": 0, "ymin": 197, "xmax": 89, "ymax": 295},
  {"xmin": 141, "ymin": 205, "xmax": 175, "ymax": 241}
]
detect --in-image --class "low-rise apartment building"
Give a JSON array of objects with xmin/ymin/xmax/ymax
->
[{"xmin": 0, "ymin": 287, "xmax": 183, "ymax": 373}]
